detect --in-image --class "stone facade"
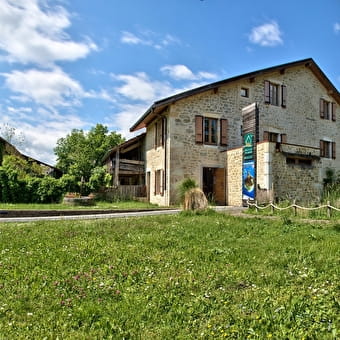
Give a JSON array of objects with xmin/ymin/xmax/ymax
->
[
  {"xmin": 132, "ymin": 59, "xmax": 339, "ymax": 206},
  {"xmin": 226, "ymin": 147, "xmax": 243, "ymax": 206}
]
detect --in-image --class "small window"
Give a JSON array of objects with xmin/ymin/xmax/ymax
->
[
  {"xmin": 204, "ymin": 117, "xmax": 218, "ymax": 145},
  {"xmin": 320, "ymin": 140, "xmax": 336, "ymax": 159},
  {"xmin": 320, "ymin": 99, "xmax": 336, "ymax": 121},
  {"xmin": 240, "ymin": 88, "xmax": 249, "ymax": 98},
  {"xmin": 286, "ymin": 157, "xmax": 312, "ymax": 167},
  {"xmin": 264, "ymin": 81, "xmax": 286, "ymax": 107}
]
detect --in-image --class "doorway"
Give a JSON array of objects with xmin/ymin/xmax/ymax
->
[{"xmin": 202, "ymin": 167, "xmax": 226, "ymax": 205}]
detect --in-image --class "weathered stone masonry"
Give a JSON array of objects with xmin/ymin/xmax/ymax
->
[{"xmin": 130, "ymin": 59, "xmax": 339, "ymax": 206}]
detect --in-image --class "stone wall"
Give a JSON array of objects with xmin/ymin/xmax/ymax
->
[
  {"xmin": 143, "ymin": 63, "xmax": 339, "ymax": 207},
  {"xmin": 226, "ymin": 147, "xmax": 243, "ymax": 206},
  {"xmin": 256, "ymin": 141, "xmax": 322, "ymax": 204},
  {"xmin": 145, "ymin": 120, "xmax": 169, "ymax": 206}
]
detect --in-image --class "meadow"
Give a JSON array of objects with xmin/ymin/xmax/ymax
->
[{"xmin": 0, "ymin": 211, "xmax": 339, "ymax": 339}]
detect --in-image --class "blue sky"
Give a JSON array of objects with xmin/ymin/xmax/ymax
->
[{"xmin": 0, "ymin": 0, "xmax": 339, "ymax": 165}]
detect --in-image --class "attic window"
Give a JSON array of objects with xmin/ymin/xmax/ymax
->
[{"xmin": 240, "ymin": 88, "xmax": 249, "ymax": 98}]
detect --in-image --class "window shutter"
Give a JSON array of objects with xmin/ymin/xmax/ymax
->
[
  {"xmin": 220, "ymin": 119, "xmax": 228, "ymax": 146},
  {"xmin": 281, "ymin": 85, "xmax": 287, "ymax": 108},
  {"xmin": 264, "ymin": 80, "xmax": 270, "ymax": 104},
  {"xmin": 331, "ymin": 103, "xmax": 336, "ymax": 121},
  {"xmin": 160, "ymin": 170, "xmax": 165, "ymax": 196},
  {"xmin": 281, "ymin": 134, "xmax": 287, "ymax": 143},
  {"xmin": 154, "ymin": 171, "xmax": 157, "ymax": 195},
  {"xmin": 154, "ymin": 123, "xmax": 157, "ymax": 149},
  {"xmin": 320, "ymin": 140, "xmax": 325, "ymax": 157},
  {"xmin": 195, "ymin": 115, "xmax": 203, "ymax": 143},
  {"xmin": 320, "ymin": 98, "xmax": 325, "ymax": 119},
  {"xmin": 263, "ymin": 131, "xmax": 269, "ymax": 141},
  {"xmin": 332, "ymin": 142, "xmax": 336, "ymax": 159},
  {"xmin": 161, "ymin": 118, "xmax": 165, "ymax": 146}
]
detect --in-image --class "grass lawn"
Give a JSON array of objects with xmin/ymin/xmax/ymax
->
[
  {"xmin": 0, "ymin": 212, "xmax": 339, "ymax": 339},
  {"xmin": 0, "ymin": 200, "xmax": 160, "ymax": 210}
]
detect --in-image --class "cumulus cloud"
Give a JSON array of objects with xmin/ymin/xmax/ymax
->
[
  {"xmin": 112, "ymin": 72, "xmax": 176, "ymax": 102},
  {"xmin": 249, "ymin": 21, "xmax": 283, "ymax": 47},
  {"xmin": 0, "ymin": 0, "xmax": 97, "ymax": 66},
  {"xmin": 2, "ymin": 68, "xmax": 86, "ymax": 108},
  {"xmin": 161, "ymin": 64, "xmax": 217, "ymax": 81}
]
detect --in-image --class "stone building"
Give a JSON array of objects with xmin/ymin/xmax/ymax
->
[{"xmin": 130, "ymin": 58, "xmax": 339, "ymax": 206}]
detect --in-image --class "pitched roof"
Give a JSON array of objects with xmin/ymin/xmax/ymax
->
[{"xmin": 130, "ymin": 58, "xmax": 340, "ymax": 132}]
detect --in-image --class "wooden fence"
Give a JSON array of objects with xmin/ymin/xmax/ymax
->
[
  {"xmin": 97, "ymin": 185, "xmax": 146, "ymax": 201},
  {"xmin": 247, "ymin": 200, "xmax": 340, "ymax": 218}
]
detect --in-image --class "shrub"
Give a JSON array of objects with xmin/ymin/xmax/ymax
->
[{"xmin": 177, "ymin": 178, "xmax": 198, "ymax": 203}]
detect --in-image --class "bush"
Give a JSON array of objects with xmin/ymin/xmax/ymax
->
[{"xmin": 177, "ymin": 178, "xmax": 199, "ymax": 203}]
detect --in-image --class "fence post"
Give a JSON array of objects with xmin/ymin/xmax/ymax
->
[
  {"xmin": 327, "ymin": 201, "xmax": 331, "ymax": 218},
  {"xmin": 255, "ymin": 200, "xmax": 258, "ymax": 213},
  {"xmin": 270, "ymin": 201, "xmax": 274, "ymax": 214},
  {"xmin": 293, "ymin": 200, "xmax": 297, "ymax": 216}
]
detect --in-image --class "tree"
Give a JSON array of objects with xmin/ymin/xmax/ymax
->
[
  {"xmin": 0, "ymin": 123, "xmax": 25, "ymax": 148},
  {"xmin": 54, "ymin": 124, "xmax": 124, "ymax": 183}
]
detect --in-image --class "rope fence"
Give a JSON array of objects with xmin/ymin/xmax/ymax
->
[{"xmin": 247, "ymin": 199, "xmax": 340, "ymax": 218}]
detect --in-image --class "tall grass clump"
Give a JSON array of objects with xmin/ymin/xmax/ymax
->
[{"xmin": 177, "ymin": 178, "xmax": 198, "ymax": 203}]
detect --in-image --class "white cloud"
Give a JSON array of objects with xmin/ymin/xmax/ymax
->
[
  {"xmin": 112, "ymin": 72, "xmax": 176, "ymax": 102},
  {"xmin": 334, "ymin": 22, "xmax": 340, "ymax": 33},
  {"xmin": 120, "ymin": 31, "xmax": 151, "ymax": 46},
  {"xmin": 0, "ymin": 107, "xmax": 88, "ymax": 164},
  {"xmin": 249, "ymin": 21, "xmax": 283, "ymax": 47},
  {"xmin": 0, "ymin": 0, "xmax": 97, "ymax": 66},
  {"xmin": 120, "ymin": 30, "xmax": 180, "ymax": 50},
  {"xmin": 161, "ymin": 64, "xmax": 217, "ymax": 81},
  {"xmin": 2, "ymin": 68, "xmax": 86, "ymax": 108}
]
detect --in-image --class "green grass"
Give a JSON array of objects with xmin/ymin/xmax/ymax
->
[
  {"xmin": 0, "ymin": 200, "xmax": 160, "ymax": 210},
  {"xmin": 0, "ymin": 212, "xmax": 339, "ymax": 339}
]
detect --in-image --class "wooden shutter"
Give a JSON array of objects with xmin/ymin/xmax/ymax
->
[
  {"xmin": 332, "ymin": 142, "xmax": 336, "ymax": 159},
  {"xmin": 220, "ymin": 119, "xmax": 228, "ymax": 146},
  {"xmin": 331, "ymin": 103, "xmax": 336, "ymax": 121},
  {"xmin": 281, "ymin": 85, "xmax": 287, "ymax": 108},
  {"xmin": 320, "ymin": 140, "xmax": 325, "ymax": 157},
  {"xmin": 160, "ymin": 170, "xmax": 165, "ymax": 196},
  {"xmin": 195, "ymin": 115, "xmax": 203, "ymax": 143},
  {"xmin": 281, "ymin": 133, "xmax": 287, "ymax": 143},
  {"xmin": 264, "ymin": 80, "xmax": 270, "ymax": 104},
  {"xmin": 263, "ymin": 131, "xmax": 269, "ymax": 141},
  {"xmin": 161, "ymin": 118, "xmax": 165, "ymax": 147},
  {"xmin": 320, "ymin": 98, "xmax": 325, "ymax": 119}
]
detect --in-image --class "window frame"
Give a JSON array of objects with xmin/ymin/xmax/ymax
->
[
  {"xmin": 240, "ymin": 87, "xmax": 249, "ymax": 98},
  {"xmin": 320, "ymin": 140, "xmax": 336, "ymax": 159},
  {"xmin": 204, "ymin": 117, "xmax": 218, "ymax": 145}
]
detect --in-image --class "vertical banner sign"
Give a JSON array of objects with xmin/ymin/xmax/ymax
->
[{"xmin": 242, "ymin": 103, "xmax": 258, "ymax": 203}]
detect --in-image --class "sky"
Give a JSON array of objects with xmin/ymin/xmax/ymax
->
[{"xmin": 0, "ymin": 0, "xmax": 339, "ymax": 165}]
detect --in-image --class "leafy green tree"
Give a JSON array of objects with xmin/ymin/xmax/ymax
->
[{"xmin": 54, "ymin": 124, "xmax": 124, "ymax": 183}]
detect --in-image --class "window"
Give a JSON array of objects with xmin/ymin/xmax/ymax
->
[
  {"xmin": 195, "ymin": 116, "xmax": 227, "ymax": 146},
  {"xmin": 264, "ymin": 81, "xmax": 286, "ymax": 107},
  {"xmin": 286, "ymin": 157, "xmax": 312, "ymax": 167},
  {"xmin": 204, "ymin": 118, "xmax": 218, "ymax": 144},
  {"xmin": 154, "ymin": 118, "xmax": 166, "ymax": 148},
  {"xmin": 320, "ymin": 99, "xmax": 336, "ymax": 121},
  {"xmin": 240, "ymin": 88, "xmax": 249, "ymax": 97},
  {"xmin": 263, "ymin": 131, "xmax": 287, "ymax": 143},
  {"xmin": 320, "ymin": 140, "xmax": 336, "ymax": 159}
]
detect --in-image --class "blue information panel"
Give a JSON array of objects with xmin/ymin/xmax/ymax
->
[{"xmin": 242, "ymin": 160, "xmax": 255, "ymax": 200}]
